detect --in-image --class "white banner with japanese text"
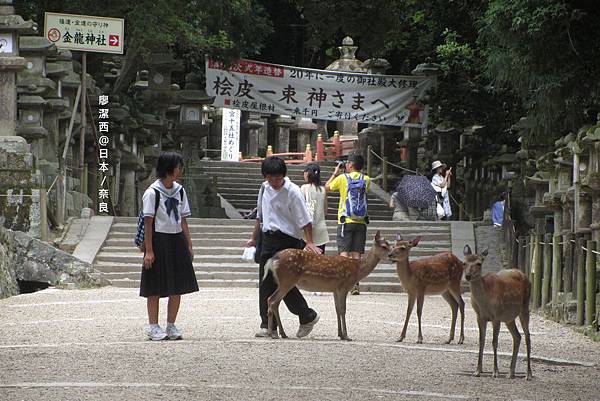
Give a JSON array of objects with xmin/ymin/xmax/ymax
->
[
  {"xmin": 221, "ymin": 108, "xmax": 241, "ymax": 161},
  {"xmin": 206, "ymin": 59, "xmax": 432, "ymax": 127}
]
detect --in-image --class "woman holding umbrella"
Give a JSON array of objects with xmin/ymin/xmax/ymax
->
[{"xmin": 431, "ymin": 160, "xmax": 452, "ymax": 220}]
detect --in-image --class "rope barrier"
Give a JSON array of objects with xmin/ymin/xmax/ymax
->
[{"xmin": 369, "ymin": 148, "xmax": 420, "ymax": 175}]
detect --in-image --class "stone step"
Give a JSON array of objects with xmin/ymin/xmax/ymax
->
[
  {"xmin": 110, "ymin": 278, "xmax": 258, "ymax": 289},
  {"xmin": 225, "ymin": 199, "xmax": 393, "ymax": 214},
  {"xmin": 95, "ymin": 248, "xmax": 447, "ymax": 264},
  {"xmin": 105, "ymin": 231, "xmax": 450, "ymax": 245},
  {"xmin": 108, "ymin": 221, "xmax": 450, "ymax": 233},
  {"xmin": 110, "ymin": 217, "xmax": 450, "ymax": 228},
  {"xmin": 98, "ymin": 270, "xmax": 400, "ymax": 283},
  {"xmin": 218, "ymin": 190, "xmax": 389, "ymax": 205},
  {"xmin": 101, "ymin": 239, "xmax": 451, "ymax": 253},
  {"xmin": 93, "ymin": 261, "xmax": 403, "ymax": 274}
]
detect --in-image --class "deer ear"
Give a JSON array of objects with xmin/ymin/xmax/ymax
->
[
  {"xmin": 410, "ymin": 236, "xmax": 422, "ymax": 247},
  {"xmin": 463, "ymin": 245, "xmax": 472, "ymax": 256},
  {"xmin": 396, "ymin": 233, "xmax": 403, "ymax": 242},
  {"xmin": 481, "ymin": 248, "xmax": 489, "ymax": 258}
]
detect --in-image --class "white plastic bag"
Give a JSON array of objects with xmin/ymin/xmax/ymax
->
[{"xmin": 241, "ymin": 246, "xmax": 256, "ymax": 261}]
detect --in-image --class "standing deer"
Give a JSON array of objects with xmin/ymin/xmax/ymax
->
[
  {"xmin": 463, "ymin": 245, "xmax": 532, "ymax": 380},
  {"xmin": 264, "ymin": 231, "xmax": 392, "ymax": 340},
  {"xmin": 388, "ymin": 235, "xmax": 465, "ymax": 344}
]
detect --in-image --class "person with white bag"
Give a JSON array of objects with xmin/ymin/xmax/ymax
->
[{"xmin": 431, "ymin": 160, "xmax": 453, "ymax": 221}]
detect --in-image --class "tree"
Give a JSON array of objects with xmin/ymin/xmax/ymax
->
[
  {"xmin": 16, "ymin": 0, "xmax": 273, "ymax": 68},
  {"xmin": 480, "ymin": 0, "xmax": 600, "ymax": 144}
]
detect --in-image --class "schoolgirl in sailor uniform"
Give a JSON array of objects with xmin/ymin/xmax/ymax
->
[{"xmin": 140, "ymin": 152, "xmax": 198, "ymax": 340}]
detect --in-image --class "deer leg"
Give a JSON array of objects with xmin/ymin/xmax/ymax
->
[
  {"xmin": 519, "ymin": 309, "xmax": 533, "ymax": 380},
  {"xmin": 448, "ymin": 285, "xmax": 465, "ymax": 345},
  {"xmin": 416, "ymin": 291, "xmax": 425, "ymax": 344},
  {"xmin": 492, "ymin": 320, "xmax": 501, "ymax": 378},
  {"xmin": 267, "ymin": 290, "xmax": 288, "ymax": 339},
  {"xmin": 397, "ymin": 293, "xmax": 416, "ymax": 342},
  {"xmin": 441, "ymin": 291, "xmax": 458, "ymax": 344},
  {"xmin": 334, "ymin": 290, "xmax": 342, "ymax": 339},
  {"xmin": 505, "ymin": 320, "xmax": 521, "ymax": 379},
  {"xmin": 339, "ymin": 292, "xmax": 352, "ymax": 341},
  {"xmin": 475, "ymin": 318, "xmax": 487, "ymax": 377}
]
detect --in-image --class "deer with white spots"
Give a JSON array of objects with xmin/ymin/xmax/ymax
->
[
  {"xmin": 263, "ymin": 231, "xmax": 392, "ymax": 340},
  {"xmin": 388, "ymin": 234, "xmax": 465, "ymax": 344},
  {"xmin": 463, "ymin": 245, "xmax": 532, "ymax": 380}
]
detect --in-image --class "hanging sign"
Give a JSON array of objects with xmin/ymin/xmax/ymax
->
[
  {"xmin": 221, "ymin": 108, "xmax": 241, "ymax": 161},
  {"xmin": 44, "ymin": 12, "xmax": 124, "ymax": 54},
  {"xmin": 206, "ymin": 59, "xmax": 433, "ymax": 127}
]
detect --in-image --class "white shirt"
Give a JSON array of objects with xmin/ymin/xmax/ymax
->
[
  {"xmin": 257, "ymin": 177, "xmax": 311, "ymax": 240},
  {"xmin": 142, "ymin": 179, "xmax": 191, "ymax": 234}
]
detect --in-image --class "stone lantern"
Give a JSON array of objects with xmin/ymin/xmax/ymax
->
[
  {"xmin": 580, "ymin": 117, "xmax": 600, "ymax": 242},
  {"xmin": 17, "ymin": 95, "xmax": 47, "ymax": 153},
  {"xmin": 0, "ymin": 1, "xmax": 44, "ymax": 237}
]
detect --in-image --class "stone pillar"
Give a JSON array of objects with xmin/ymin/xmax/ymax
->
[
  {"xmin": 242, "ymin": 114, "xmax": 263, "ymax": 157},
  {"xmin": 294, "ymin": 117, "xmax": 316, "ymax": 152},
  {"xmin": 316, "ymin": 120, "xmax": 328, "ymax": 140},
  {"xmin": 273, "ymin": 115, "xmax": 293, "ymax": 153},
  {"xmin": 120, "ymin": 166, "xmax": 136, "ymax": 216}
]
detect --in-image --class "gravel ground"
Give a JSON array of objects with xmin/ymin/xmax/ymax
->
[{"xmin": 0, "ymin": 287, "xmax": 598, "ymax": 401}]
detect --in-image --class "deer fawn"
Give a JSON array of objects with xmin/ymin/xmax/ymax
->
[
  {"xmin": 388, "ymin": 234, "xmax": 465, "ymax": 344},
  {"xmin": 463, "ymin": 245, "xmax": 532, "ymax": 380},
  {"xmin": 264, "ymin": 231, "xmax": 392, "ymax": 340}
]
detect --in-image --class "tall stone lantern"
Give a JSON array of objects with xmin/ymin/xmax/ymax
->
[{"xmin": 0, "ymin": 1, "xmax": 44, "ymax": 237}]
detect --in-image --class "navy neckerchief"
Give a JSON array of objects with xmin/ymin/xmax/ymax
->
[{"xmin": 165, "ymin": 196, "xmax": 180, "ymax": 221}]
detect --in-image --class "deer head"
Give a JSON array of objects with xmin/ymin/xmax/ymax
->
[
  {"xmin": 371, "ymin": 230, "xmax": 392, "ymax": 260},
  {"xmin": 388, "ymin": 234, "xmax": 421, "ymax": 261},
  {"xmin": 463, "ymin": 244, "xmax": 488, "ymax": 281}
]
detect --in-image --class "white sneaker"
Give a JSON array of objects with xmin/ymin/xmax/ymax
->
[
  {"xmin": 165, "ymin": 325, "xmax": 182, "ymax": 340},
  {"xmin": 147, "ymin": 325, "xmax": 167, "ymax": 341},
  {"xmin": 296, "ymin": 313, "xmax": 320, "ymax": 338},
  {"xmin": 255, "ymin": 328, "xmax": 269, "ymax": 338}
]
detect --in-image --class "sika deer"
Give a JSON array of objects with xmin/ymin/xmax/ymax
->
[
  {"xmin": 264, "ymin": 231, "xmax": 392, "ymax": 340},
  {"xmin": 388, "ymin": 235, "xmax": 465, "ymax": 344},
  {"xmin": 463, "ymin": 245, "xmax": 532, "ymax": 380}
]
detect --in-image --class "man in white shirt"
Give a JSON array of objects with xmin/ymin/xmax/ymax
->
[{"xmin": 246, "ymin": 157, "xmax": 322, "ymax": 338}]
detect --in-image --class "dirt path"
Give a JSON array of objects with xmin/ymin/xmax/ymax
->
[{"xmin": 0, "ymin": 287, "xmax": 598, "ymax": 400}]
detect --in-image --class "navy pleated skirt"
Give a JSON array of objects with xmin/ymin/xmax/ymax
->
[{"xmin": 139, "ymin": 232, "xmax": 199, "ymax": 297}]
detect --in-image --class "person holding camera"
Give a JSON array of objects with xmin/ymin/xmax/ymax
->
[
  {"xmin": 325, "ymin": 154, "xmax": 370, "ymax": 295},
  {"xmin": 431, "ymin": 160, "xmax": 452, "ymax": 220}
]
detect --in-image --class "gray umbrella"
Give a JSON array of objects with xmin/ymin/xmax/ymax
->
[{"xmin": 395, "ymin": 175, "xmax": 437, "ymax": 209}]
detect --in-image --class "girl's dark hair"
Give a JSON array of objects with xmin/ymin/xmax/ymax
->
[
  {"xmin": 156, "ymin": 151, "xmax": 184, "ymax": 179},
  {"xmin": 304, "ymin": 163, "xmax": 322, "ymax": 191},
  {"xmin": 261, "ymin": 156, "xmax": 287, "ymax": 177}
]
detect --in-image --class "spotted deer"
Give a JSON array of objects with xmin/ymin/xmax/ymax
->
[
  {"xmin": 388, "ymin": 235, "xmax": 465, "ymax": 344},
  {"xmin": 463, "ymin": 245, "xmax": 532, "ymax": 380},
  {"xmin": 264, "ymin": 231, "xmax": 392, "ymax": 340}
]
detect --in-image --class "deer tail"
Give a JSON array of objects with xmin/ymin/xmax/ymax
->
[{"xmin": 262, "ymin": 252, "xmax": 281, "ymax": 283}]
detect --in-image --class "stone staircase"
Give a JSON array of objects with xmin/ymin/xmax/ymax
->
[
  {"xmin": 194, "ymin": 160, "xmax": 393, "ymax": 221},
  {"xmin": 93, "ymin": 218, "xmax": 453, "ymax": 293}
]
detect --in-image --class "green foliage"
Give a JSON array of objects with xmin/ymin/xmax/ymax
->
[
  {"xmin": 16, "ymin": 0, "xmax": 273, "ymax": 66},
  {"xmin": 480, "ymin": 0, "xmax": 600, "ymax": 144}
]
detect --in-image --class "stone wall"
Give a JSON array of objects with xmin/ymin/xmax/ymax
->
[{"xmin": 0, "ymin": 226, "xmax": 108, "ymax": 299}]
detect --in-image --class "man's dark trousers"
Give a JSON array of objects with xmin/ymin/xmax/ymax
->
[{"xmin": 258, "ymin": 230, "xmax": 317, "ymax": 329}]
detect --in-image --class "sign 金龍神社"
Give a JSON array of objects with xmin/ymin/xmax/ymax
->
[
  {"xmin": 206, "ymin": 59, "xmax": 433, "ymax": 127},
  {"xmin": 44, "ymin": 12, "xmax": 124, "ymax": 55},
  {"xmin": 221, "ymin": 108, "xmax": 241, "ymax": 161}
]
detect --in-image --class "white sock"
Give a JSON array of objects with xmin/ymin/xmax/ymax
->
[
  {"xmin": 149, "ymin": 323, "xmax": 160, "ymax": 330},
  {"xmin": 167, "ymin": 322, "xmax": 175, "ymax": 328}
]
